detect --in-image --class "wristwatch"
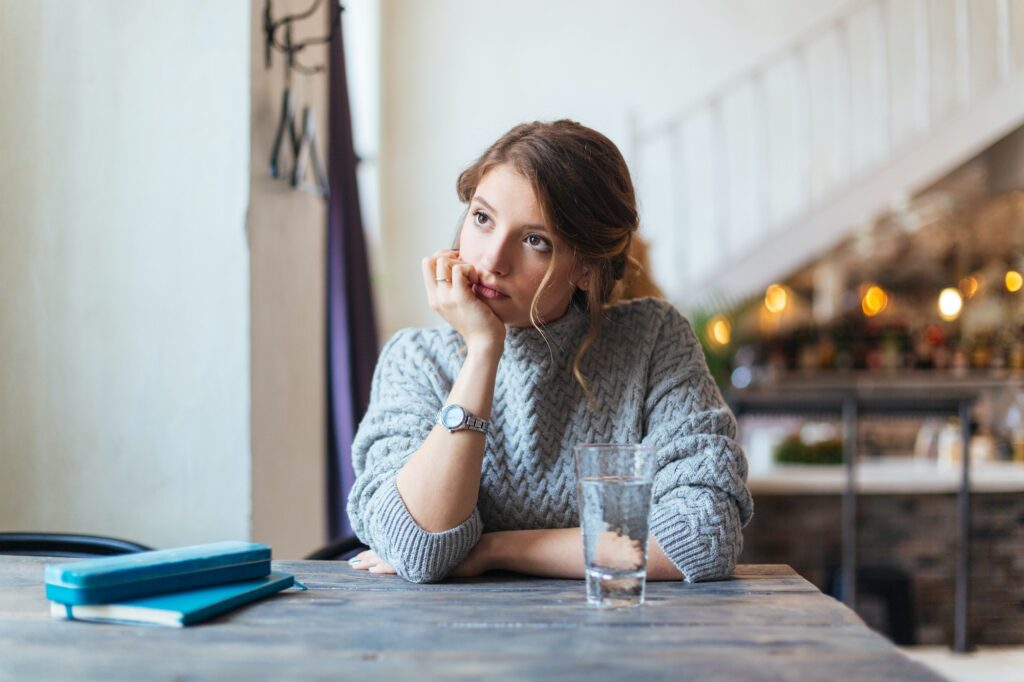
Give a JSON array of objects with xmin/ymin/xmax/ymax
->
[{"xmin": 436, "ymin": 404, "xmax": 490, "ymax": 435}]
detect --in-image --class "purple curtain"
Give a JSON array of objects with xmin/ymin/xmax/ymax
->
[{"xmin": 326, "ymin": 3, "xmax": 378, "ymax": 540}]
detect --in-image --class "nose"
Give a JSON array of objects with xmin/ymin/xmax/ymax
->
[{"xmin": 477, "ymin": 232, "xmax": 515, "ymax": 277}]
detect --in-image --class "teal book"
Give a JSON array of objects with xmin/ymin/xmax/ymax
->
[
  {"xmin": 50, "ymin": 571, "xmax": 295, "ymax": 627},
  {"xmin": 45, "ymin": 541, "xmax": 271, "ymax": 605}
]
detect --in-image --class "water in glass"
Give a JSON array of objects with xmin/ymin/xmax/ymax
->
[{"xmin": 579, "ymin": 475, "xmax": 654, "ymax": 607}]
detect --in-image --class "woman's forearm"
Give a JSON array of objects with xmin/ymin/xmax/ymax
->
[
  {"xmin": 395, "ymin": 344, "xmax": 501, "ymax": 532},
  {"xmin": 486, "ymin": 528, "xmax": 685, "ymax": 581}
]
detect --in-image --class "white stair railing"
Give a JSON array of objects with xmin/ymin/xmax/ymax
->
[{"xmin": 632, "ymin": 0, "xmax": 1024, "ymax": 310}]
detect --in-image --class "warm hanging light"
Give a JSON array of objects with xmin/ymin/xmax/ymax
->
[
  {"xmin": 707, "ymin": 315, "xmax": 731, "ymax": 347},
  {"xmin": 860, "ymin": 285, "xmax": 888, "ymax": 317},
  {"xmin": 1007, "ymin": 270, "xmax": 1023, "ymax": 293},
  {"xmin": 764, "ymin": 284, "xmax": 788, "ymax": 313},
  {"xmin": 959, "ymin": 276, "xmax": 979, "ymax": 298},
  {"xmin": 938, "ymin": 288, "xmax": 963, "ymax": 321}
]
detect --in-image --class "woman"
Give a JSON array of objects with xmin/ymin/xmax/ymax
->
[{"xmin": 347, "ymin": 120, "xmax": 752, "ymax": 583}]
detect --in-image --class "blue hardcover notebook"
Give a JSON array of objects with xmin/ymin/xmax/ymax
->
[
  {"xmin": 45, "ymin": 541, "xmax": 271, "ymax": 605},
  {"xmin": 50, "ymin": 571, "xmax": 296, "ymax": 627}
]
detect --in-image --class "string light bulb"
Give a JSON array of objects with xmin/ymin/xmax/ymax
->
[
  {"xmin": 707, "ymin": 315, "xmax": 731, "ymax": 347},
  {"xmin": 938, "ymin": 288, "xmax": 963, "ymax": 321},
  {"xmin": 764, "ymin": 284, "xmax": 788, "ymax": 313},
  {"xmin": 1007, "ymin": 270, "xmax": 1023, "ymax": 293},
  {"xmin": 959, "ymin": 276, "xmax": 978, "ymax": 298},
  {"xmin": 861, "ymin": 285, "xmax": 888, "ymax": 317}
]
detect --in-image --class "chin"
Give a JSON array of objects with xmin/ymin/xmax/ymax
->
[
  {"xmin": 493, "ymin": 309, "xmax": 530, "ymax": 328},
  {"xmin": 496, "ymin": 311, "xmax": 529, "ymax": 327}
]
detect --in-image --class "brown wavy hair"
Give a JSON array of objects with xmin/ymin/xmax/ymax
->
[{"xmin": 455, "ymin": 120, "xmax": 662, "ymax": 403}]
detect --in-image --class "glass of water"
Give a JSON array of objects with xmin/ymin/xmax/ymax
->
[{"xmin": 574, "ymin": 443, "xmax": 657, "ymax": 608}]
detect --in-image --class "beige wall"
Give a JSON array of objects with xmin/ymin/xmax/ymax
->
[
  {"xmin": 247, "ymin": 0, "xmax": 329, "ymax": 558},
  {"xmin": 0, "ymin": 1, "xmax": 251, "ymax": 547}
]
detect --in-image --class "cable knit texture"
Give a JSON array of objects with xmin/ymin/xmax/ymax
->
[{"xmin": 348, "ymin": 297, "xmax": 753, "ymax": 583}]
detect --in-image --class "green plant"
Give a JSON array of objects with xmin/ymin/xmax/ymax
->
[
  {"xmin": 688, "ymin": 308, "xmax": 735, "ymax": 391},
  {"xmin": 773, "ymin": 435, "xmax": 843, "ymax": 465}
]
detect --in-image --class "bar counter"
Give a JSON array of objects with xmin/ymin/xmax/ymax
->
[{"xmin": 749, "ymin": 458, "xmax": 1024, "ymax": 494}]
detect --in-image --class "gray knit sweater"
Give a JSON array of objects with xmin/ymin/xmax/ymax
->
[{"xmin": 348, "ymin": 297, "xmax": 753, "ymax": 584}]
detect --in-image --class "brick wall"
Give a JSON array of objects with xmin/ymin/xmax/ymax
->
[{"xmin": 740, "ymin": 492, "xmax": 1024, "ymax": 645}]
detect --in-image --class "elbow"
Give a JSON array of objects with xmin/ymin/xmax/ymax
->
[
  {"xmin": 708, "ymin": 520, "xmax": 744, "ymax": 581},
  {"xmin": 360, "ymin": 478, "xmax": 483, "ymax": 583},
  {"xmin": 397, "ymin": 563, "xmax": 452, "ymax": 584},
  {"xmin": 385, "ymin": 538, "xmax": 476, "ymax": 584},
  {"xmin": 684, "ymin": 524, "xmax": 742, "ymax": 583},
  {"xmin": 650, "ymin": 489, "xmax": 745, "ymax": 583},
  {"xmin": 369, "ymin": 503, "xmax": 483, "ymax": 584},
  {"xmin": 701, "ymin": 544, "xmax": 738, "ymax": 582}
]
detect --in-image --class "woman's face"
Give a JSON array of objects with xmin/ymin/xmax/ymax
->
[{"xmin": 457, "ymin": 164, "xmax": 585, "ymax": 328}]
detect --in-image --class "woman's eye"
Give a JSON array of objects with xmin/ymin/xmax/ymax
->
[
  {"xmin": 526, "ymin": 234, "xmax": 552, "ymax": 252},
  {"xmin": 473, "ymin": 210, "xmax": 491, "ymax": 227}
]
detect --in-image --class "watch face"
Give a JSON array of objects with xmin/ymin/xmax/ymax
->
[{"xmin": 441, "ymin": 405, "xmax": 466, "ymax": 430}]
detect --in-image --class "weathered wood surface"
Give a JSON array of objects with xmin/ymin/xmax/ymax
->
[{"xmin": 0, "ymin": 558, "xmax": 939, "ymax": 681}]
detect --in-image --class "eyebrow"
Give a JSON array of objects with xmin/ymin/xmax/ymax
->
[{"xmin": 472, "ymin": 195, "xmax": 548, "ymax": 233}]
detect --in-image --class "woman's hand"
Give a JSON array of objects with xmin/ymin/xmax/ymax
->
[
  {"xmin": 421, "ymin": 249, "xmax": 505, "ymax": 353},
  {"xmin": 348, "ymin": 549, "xmax": 396, "ymax": 574}
]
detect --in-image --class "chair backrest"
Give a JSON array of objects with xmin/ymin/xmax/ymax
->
[
  {"xmin": 304, "ymin": 535, "xmax": 366, "ymax": 561},
  {"xmin": 0, "ymin": 532, "xmax": 153, "ymax": 557}
]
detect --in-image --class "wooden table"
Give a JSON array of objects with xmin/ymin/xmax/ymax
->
[{"xmin": 0, "ymin": 558, "xmax": 940, "ymax": 680}]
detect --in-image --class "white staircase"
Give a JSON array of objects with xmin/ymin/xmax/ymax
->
[{"xmin": 631, "ymin": 0, "xmax": 1024, "ymax": 311}]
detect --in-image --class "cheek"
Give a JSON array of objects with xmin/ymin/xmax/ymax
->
[
  {"xmin": 542, "ymin": 272, "xmax": 578, "ymax": 309},
  {"xmin": 455, "ymin": 223, "xmax": 480, "ymax": 261},
  {"xmin": 457, "ymin": 247, "xmax": 483, "ymax": 270},
  {"xmin": 527, "ymin": 265, "xmax": 569, "ymax": 299},
  {"xmin": 539, "ymin": 263, "xmax": 571, "ymax": 290}
]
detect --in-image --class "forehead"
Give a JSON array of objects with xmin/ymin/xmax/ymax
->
[{"xmin": 473, "ymin": 165, "xmax": 545, "ymax": 223}]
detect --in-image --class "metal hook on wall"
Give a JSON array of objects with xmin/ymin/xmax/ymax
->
[
  {"xmin": 264, "ymin": 0, "xmax": 340, "ymax": 196},
  {"xmin": 264, "ymin": 0, "xmax": 342, "ymax": 76}
]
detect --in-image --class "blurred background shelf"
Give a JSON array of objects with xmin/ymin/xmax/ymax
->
[{"xmin": 749, "ymin": 457, "xmax": 1024, "ymax": 495}]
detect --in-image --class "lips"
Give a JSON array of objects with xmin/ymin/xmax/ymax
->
[{"xmin": 471, "ymin": 283, "xmax": 509, "ymax": 300}]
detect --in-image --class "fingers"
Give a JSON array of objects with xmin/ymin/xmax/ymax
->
[
  {"xmin": 347, "ymin": 549, "xmax": 396, "ymax": 575},
  {"xmin": 435, "ymin": 255, "xmax": 451, "ymax": 283},
  {"xmin": 348, "ymin": 549, "xmax": 377, "ymax": 569},
  {"xmin": 422, "ymin": 250, "xmax": 460, "ymax": 285},
  {"xmin": 421, "ymin": 255, "xmax": 437, "ymax": 305},
  {"xmin": 423, "ymin": 250, "xmax": 465, "ymax": 311},
  {"xmin": 451, "ymin": 262, "xmax": 476, "ymax": 299},
  {"xmin": 422, "ymin": 249, "xmax": 457, "ymax": 306},
  {"xmin": 435, "ymin": 249, "xmax": 462, "ymax": 283}
]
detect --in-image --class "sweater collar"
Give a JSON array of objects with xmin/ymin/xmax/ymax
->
[{"xmin": 503, "ymin": 303, "xmax": 589, "ymax": 364}]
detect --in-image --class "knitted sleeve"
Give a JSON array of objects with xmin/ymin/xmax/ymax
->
[
  {"xmin": 641, "ymin": 304, "xmax": 754, "ymax": 582},
  {"xmin": 346, "ymin": 329, "xmax": 483, "ymax": 583}
]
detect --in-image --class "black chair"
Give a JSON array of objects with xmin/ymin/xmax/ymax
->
[
  {"xmin": 0, "ymin": 532, "xmax": 153, "ymax": 558},
  {"xmin": 304, "ymin": 535, "xmax": 367, "ymax": 561}
]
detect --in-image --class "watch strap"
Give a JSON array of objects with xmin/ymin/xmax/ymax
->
[
  {"xmin": 436, "ymin": 404, "xmax": 489, "ymax": 435},
  {"xmin": 461, "ymin": 413, "xmax": 488, "ymax": 433}
]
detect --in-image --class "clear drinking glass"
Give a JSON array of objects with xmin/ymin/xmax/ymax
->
[{"xmin": 574, "ymin": 444, "xmax": 657, "ymax": 607}]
